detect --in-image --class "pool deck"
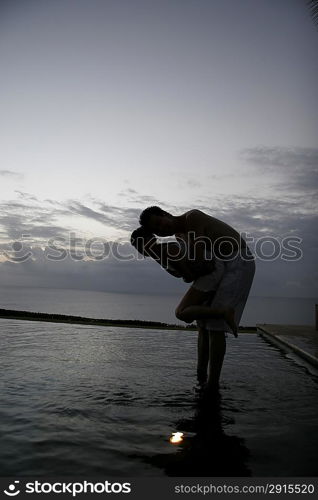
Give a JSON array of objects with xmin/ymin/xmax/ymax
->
[{"xmin": 256, "ymin": 323, "xmax": 318, "ymax": 368}]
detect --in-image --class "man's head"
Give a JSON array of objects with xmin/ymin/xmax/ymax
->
[
  {"xmin": 130, "ymin": 226, "xmax": 158, "ymax": 258},
  {"xmin": 139, "ymin": 206, "xmax": 174, "ymax": 236}
]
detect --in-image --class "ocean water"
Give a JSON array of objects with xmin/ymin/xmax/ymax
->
[
  {"xmin": 1, "ymin": 319, "xmax": 318, "ymax": 476},
  {"xmin": 0, "ymin": 286, "xmax": 316, "ymax": 326}
]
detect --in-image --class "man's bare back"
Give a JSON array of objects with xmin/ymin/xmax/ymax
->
[{"xmin": 177, "ymin": 209, "xmax": 246, "ymax": 260}]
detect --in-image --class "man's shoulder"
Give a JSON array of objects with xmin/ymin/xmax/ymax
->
[
  {"xmin": 183, "ymin": 209, "xmax": 210, "ymax": 232},
  {"xmin": 186, "ymin": 209, "xmax": 223, "ymax": 224},
  {"xmin": 184, "ymin": 209, "xmax": 206, "ymax": 220}
]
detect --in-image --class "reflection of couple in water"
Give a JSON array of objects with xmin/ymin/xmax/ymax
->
[{"xmin": 131, "ymin": 206, "xmax": 255, "ymax": 393}]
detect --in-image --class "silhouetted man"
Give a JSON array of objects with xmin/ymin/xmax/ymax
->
[{"xmin": 139, "ymin": 206, "xmax": 255, "ymax": 391}]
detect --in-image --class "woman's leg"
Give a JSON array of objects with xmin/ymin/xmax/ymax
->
[
  {"xmin": 175, "ymin": 286, "xmax": 214, "ymax": 321},
  {"xmin": 175, "ymin": 286, "xmax": 237, "ymax": 335}
]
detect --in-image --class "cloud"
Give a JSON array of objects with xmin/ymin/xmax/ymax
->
[
  {"xmin": 95, "ymin": 202, "xmax": 142, "ymax": 231},
  {"xmin": 14, "ymin": 190, "xmax": 38, "ymax": 201},
  {"xmin": 0, "ymin": 243, "xmax": 188, "ymax": 296},
  {"xmin": 240, "ymin": 146, "xmax": 318, "ymax": 195},
  {"xmin": 207, "ymin": 173, "xmax": 234, "ymax": 180},
  {"xmin": 116, "ymin": 188, "xmax": 162, "ymax": 206},
  {"xmin": 135, "ymin": 195, "xmax": 161, "ymax": 204},
  {"xmin": 240, "ymin": 146, "xmax": 318, "ymax": 168},
  {"xmin": 119, "ymin": 188, "xmax": 138, "ymax": 195},
  {"xmin": 0, "ymin": 199, "xmax": 70, "ymax": 241},
  {"xmin": 0, "ymin": 169, "xmax": 22, "ymax": 178},
  {"xmin": 67, "ymin": 201, "xmax": 115, "ymax": 225},
  {"xmin": 0, "ymin": 232, "xmax": 316, "ymax": 298},
  {"xmin": 0, "ymin": 195, "xmax": 162, "ymax": 246},
  {"xmin": 0, "ymin": 180, "xmax": 317, "ymax": 298},
  {"xmin": 186, "ymin": 178, "xmax": 201, "ymax": 188}
]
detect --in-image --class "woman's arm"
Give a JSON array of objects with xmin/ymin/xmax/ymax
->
[
  {"xmin": 169, "ymin": 259, "xmax": 197, "ymax": 282},
  {"xmin": 159, "ymin": 241, "xmax": 215, "ymax": 283}
]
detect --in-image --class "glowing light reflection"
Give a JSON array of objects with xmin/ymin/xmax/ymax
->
[{"xmin": 169, "ymin": 432, "xmax": 184, "ymax": 444}]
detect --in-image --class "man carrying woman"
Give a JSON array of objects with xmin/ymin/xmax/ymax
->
[{"xmin": 131, "ymin": 206, "xmax": 255, "ymax": 392}]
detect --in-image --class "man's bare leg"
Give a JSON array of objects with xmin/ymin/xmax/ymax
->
[
  {"xmin": 207, "ymin": 330, "xmax": 226, "ymax": 391},
  {"xmin": 197, "ymin": 327, "xmax": 209, "ymax": 383}
]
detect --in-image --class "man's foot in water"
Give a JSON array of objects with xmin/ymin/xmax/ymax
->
[
  {"xmin": 224, "ymin": 307, "xmax": 238, "ymax": 337},
  {"xmin": 197, "ymin": 368, "xmax": 208, "ymax": 385}
]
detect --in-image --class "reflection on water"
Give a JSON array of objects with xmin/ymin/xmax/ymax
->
[
  {"xmin": 1, "ymin": 319, "xmax": 318, "ymax": 476},
  {"xmin": 140, "ymin": 391, "xmax": 251, "ymax": 476}
]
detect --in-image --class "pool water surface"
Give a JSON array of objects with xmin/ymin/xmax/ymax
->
[{"xmin": 1, "ymin": 319, "xmax": 317, "ymax": 476}]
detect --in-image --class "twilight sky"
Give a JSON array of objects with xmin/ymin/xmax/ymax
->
[{"xmin": 0, "ymin": 0, "xmax": 317, "ymax": 298}]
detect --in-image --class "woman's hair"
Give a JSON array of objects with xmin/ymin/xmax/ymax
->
[{"xmin": 130, "ymin": 226, "xmax": 157, "ymax": 257}]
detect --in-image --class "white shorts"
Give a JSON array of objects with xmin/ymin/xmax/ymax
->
[{"xmin": 196, "ymin": 246, "xmax": 256, "ymax": 335}]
